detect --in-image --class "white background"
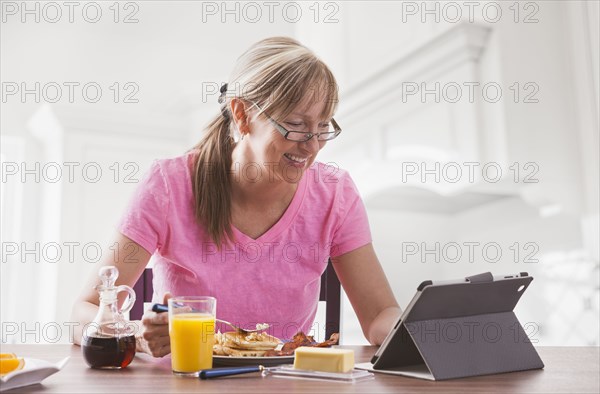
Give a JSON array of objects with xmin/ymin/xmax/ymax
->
[{"xmin": 1, "ymin": 1, "xmax": 598, "ymax": 346}]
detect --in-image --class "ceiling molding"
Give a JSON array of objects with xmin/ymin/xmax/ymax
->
[{"xmin": 337, "ymin": 22, "xmax": 491, "ymax": 123}]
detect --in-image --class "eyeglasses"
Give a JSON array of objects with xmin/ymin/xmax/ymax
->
[{"xmin": 251, "ymin": 101, "xmax": 342, "ymax": 142}]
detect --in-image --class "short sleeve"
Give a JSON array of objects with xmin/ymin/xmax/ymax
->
[
  {"xmin": 330, "ymin": 173, "xmax": 372, "ymax": 257},
  {"xmin": 117, "ymin": 161, "xmax": 169, "ymax": 254}
]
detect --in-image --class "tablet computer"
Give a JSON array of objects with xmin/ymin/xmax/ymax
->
[{"xmin": 355, "ymin": 271, "xmax": 544, "ymax": 380}]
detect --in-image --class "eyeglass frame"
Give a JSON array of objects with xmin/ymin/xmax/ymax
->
[{"xmin": 250, "ymin": 101, "xmax": 342, "ymax": 142}]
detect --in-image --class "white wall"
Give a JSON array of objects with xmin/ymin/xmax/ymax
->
[{"xmin": 296, "ymin": 1, "xmax": 599, "ymax": 345}]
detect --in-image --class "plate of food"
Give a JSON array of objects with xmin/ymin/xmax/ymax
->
[
  {"xmin": 212, "ymin": 331, "xmax": 339, "ymax": 367},
  {"xmin": 0, "ymin": 355, "xmax": 69, "ymax": 392}
]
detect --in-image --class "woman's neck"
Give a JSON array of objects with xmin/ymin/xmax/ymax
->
[
  {"xmin": 231, "ymin": 175, "xmax": 297, "ymax": 209},
  {"xmin": 230, "ymin": 163, "xmax": 297, "ymax": 210}
]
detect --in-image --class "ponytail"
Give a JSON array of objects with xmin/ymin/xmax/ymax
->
[{"xmin": 191, "ymin": 113, "xmax": 234, "ymax": 248}]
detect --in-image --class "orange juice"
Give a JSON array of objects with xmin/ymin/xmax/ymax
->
[{"xmin": 170, "ymin": 313, "xmax": 215, "ymax": 373}]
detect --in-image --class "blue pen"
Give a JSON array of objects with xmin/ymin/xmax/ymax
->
[{"xmin": 151, "ymin": 303, "xmax": 169, "ymax": 313}]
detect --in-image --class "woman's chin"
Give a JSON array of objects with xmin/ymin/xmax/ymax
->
[
  {"xmin": 274, "ymin": 156, "xmax": 305, "ymax": 183},
  {"xmin": 278, "ymin": 166, "xmax": 305, "ymax": 183}
]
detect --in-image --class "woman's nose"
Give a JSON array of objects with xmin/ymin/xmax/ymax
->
[{"xmin": 301, "ymin": 135, "xmax": 320, "ymax": 153}]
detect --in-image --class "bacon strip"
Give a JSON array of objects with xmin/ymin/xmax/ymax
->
[{"xmin": 264, "ymin": 332, "xmax": 340, "ymax": 357}]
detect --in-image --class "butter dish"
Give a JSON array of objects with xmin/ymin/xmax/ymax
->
[{"xmin": 268, "ymin": 365, "xmax": 374, "ymax": 383}]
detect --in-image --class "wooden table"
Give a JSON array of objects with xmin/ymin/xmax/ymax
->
[{"xmin": 1, "ymin": 345, "xmax": 598, "ymax": 393}]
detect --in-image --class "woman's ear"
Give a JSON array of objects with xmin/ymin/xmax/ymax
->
[{"xmin": 230, "ymin": 98, "xmax": 250, "ymax": 135}]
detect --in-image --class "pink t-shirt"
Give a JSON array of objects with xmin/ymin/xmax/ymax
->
[{"xmin": 118, "ymin": 151, "xmax": 372, "ymax": 340}]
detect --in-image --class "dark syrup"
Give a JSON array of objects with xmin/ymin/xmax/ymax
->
[{"xmin": 82, "ymin": 335, "xmax": 136, "ymax": 369}]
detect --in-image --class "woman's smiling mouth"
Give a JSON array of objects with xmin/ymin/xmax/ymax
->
[
  {"xmin": 283, "ymin": 153, "xmax": 308, "ymax": 164},
  {"xmin": 283, "ymin": 153, "xmax": 309, "ymax": 168}
]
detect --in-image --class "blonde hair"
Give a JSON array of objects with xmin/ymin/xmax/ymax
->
[{"xmin": 191, "ymin": 36, "xmax": 339, "ymax": 247}]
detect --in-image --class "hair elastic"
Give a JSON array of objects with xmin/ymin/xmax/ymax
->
[{"xmin": 218, "ymin": 83, "xmax": 230, "ymax": 120}]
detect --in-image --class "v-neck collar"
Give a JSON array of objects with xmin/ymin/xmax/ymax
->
[{"xmin": 231, "ymin": 174, "xmax": 308, "ymax": 243}]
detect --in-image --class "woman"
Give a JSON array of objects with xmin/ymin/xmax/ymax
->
[{"xmin": 71, "ymin": 37, "xmax": 400, "ymax": 357}]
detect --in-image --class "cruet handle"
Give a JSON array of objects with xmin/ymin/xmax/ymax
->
[{"xmin": 116, "ymin": 285, "xmax": 136, "ymax": 315}]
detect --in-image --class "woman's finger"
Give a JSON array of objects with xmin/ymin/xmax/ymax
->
[
  {"xmin": 146, "ymin": 335, "xmax": 171, "ymax": 357},
  {"xmin": 142, "ymin": 311, "xmax": 169, "ymax": 325},
  {"xmin": 146, "ymin": 333, "xmax": 170, "ymax": 348}
]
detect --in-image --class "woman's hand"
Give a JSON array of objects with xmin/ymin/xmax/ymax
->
[{"xmin": 136, "ymin": 292, "xmax": 172, "ymax": 357}]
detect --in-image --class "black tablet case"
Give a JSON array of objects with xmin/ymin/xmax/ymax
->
[{"xmin": 356, "ymin": 272, "xmax": 544, "ymax": 380}]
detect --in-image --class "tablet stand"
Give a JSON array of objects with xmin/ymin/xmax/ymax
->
[{"xmin": 368, "ymin": 272, "xmax": 544, "ymax": 380}]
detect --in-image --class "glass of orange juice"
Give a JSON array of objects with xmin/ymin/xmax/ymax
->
[{"xmin": 168, "ymin": 296, "xmax": 216, "ymax": 377}]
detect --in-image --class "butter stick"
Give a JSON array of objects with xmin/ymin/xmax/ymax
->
[{"xmin": 293, "ymin": 347, "xmax": 355, "ymax": 373}]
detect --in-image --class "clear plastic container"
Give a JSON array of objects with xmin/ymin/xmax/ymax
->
[{"xmin": 267, "ymin": 365, "xmax": 374, "ymax": 383}]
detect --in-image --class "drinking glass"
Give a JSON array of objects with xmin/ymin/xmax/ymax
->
[{"xmin": 168, "ymin": 296, "xmax": 216, "ymax": 377}]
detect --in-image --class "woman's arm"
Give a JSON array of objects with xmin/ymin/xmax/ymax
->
[
  {"xmin": 70, "ymin": 233, "xmax": 150, "ymax": 346},
  {"xmin": 331, "ymin": 243, "xmax": 401, "ymax": 345}
]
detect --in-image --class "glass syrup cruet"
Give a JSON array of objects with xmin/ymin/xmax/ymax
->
[{"xmin": 82, "ymin": 266, "xmax": 137, "ymax": 369}]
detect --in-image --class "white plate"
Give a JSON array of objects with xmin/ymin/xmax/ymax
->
[
  {"xmin": 213, "ymin": 355, "xmax": 294, "ymax": 367},
  {"xmin": 0, "ymin": 357, "xmax": 69, "ymax": 392}
]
